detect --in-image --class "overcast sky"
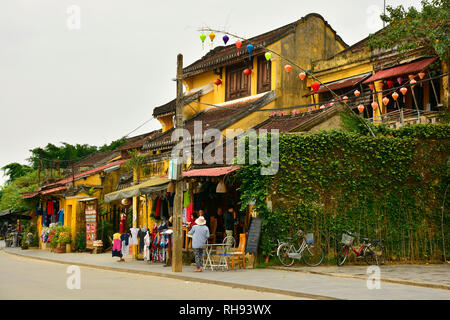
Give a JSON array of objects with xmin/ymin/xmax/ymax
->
[{"xmin": 0, "ymin": 0, "xmax": 422, "ymax": 185}]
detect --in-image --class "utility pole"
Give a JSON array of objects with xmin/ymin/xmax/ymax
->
[
  {"xmin": 383, "ymin": 0, "xmax": 386, "ymax": 28},
  {"xmin": 172, "ymin": 53, "xmax": 184, "ymax": 273}
]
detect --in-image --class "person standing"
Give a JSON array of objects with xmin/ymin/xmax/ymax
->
[
  {"xmin": 224, "ymin": 206, "xmax": 236, "ymax": 246},
  {"xmin": 188, "ymin": 216, "xmax": 210, "ymax": 272}
]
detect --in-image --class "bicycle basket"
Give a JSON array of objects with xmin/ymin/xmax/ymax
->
[
  {"xmin": 305, "ymin": 233, "xmax": 314, "ymax": 244},
  {"xmin": 341, "ymin": 233, "xmax": 354, "ymax": 246}
]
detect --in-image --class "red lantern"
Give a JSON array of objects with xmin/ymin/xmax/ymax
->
[
  {"xmin": 371, "ymin": 102, "xmax": 379, "ymax": 110},
  {"xmin": 400, "ymin": 87, "xmax": 408, "ymax": 95},
  {"xmin": 382, "ymin": 97, "xmax": 390, "ymax": 106},
  {"xmin": 243, "ymin": 68, "xmax": 252, "ymax": 76},
  {"xmin": 213, "ymin": 79, "xmax": 222, "ymax": 86},
  {"xmin": 387, "ymin": 80, "xmax": 394, "ymax": 89},
  {"xmin": 311, "ymin": 82, "xmax": 320, "ymax": 93},
  {"xmin": 392, "ymin": 92, "xmax": 399, "ymax": 101},
  {"xmin": 418, "ymin": 72, "xmax": 426, "ymax": 80},
  {"xmin": 357, "ymin": 104, "xmax": 365, "ymax": 113},
  {"xmin": 299, "ymin": 72, "xmax": 306, "ymax": 80},
  {"xmin": 284, "ymin": 65, "xmax": 292, "ymax": 73},
  {"xmin": 354, "ymin": 90, "xmax": 361, "ymax": 97},
  {"xmin": 235, "ymin": 40, "xmax": 242, "ymax": 49}
]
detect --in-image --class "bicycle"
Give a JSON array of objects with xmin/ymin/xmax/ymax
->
[
  {"xmin": 276, "ymin": 230, "xmax": 324, "ymax": 267},
  {"xmin": 336, "ymin": 230, "xmax": 385, "ymax": 266}
]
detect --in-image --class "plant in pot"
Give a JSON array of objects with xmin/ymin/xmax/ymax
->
[{"xmin": 59, "ymin": 229, "xmax": 72, "ymax": 253}]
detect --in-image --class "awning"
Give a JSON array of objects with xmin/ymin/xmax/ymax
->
[
  {"xmin": 305, "ymin": 73, "xmax": 371, "ymax": 96},
  {"xmin": 104, "ymin": 177, "xmax": 169, "ymax": 203},
  {"xmin": 183, "ymin": 166, "xmax": 241, "ymax": 178},
  {"xmin": 40, "ymin": 186, "xmax": 67, "ymax": 195},
  {"xmin": 363, "ymin": 57, "xmax": 438, "ymax": 84},
  {"xmin": 0, "ymin": 209, "xmax": 32, "ymax": 220},
  {"xmin": 23, "ymin": 191, "xmax": 39, "ymax": 199},
  {"xmin": 78, "ymin": 197, "xmax": 98, "ymax": 202}
]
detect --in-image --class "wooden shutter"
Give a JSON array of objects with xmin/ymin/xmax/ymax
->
[
  {"xmin": 226, "ymin": 62, "xmax": 251, "ymax": 101},
  {"xmin": 257, "ymin": 56, "xmax": 271, "ymax": 93}
]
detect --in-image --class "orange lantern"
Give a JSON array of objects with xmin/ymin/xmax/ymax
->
[
  {"xmin": 354, "ymin": 90, "xmax": 361, "ymax": 97},
  {"xmin": 357, "ymin": 104, "xmax": 365, "ymax": 113},
  {"xmin": 400, "ymin": 87, "xmax": 408, "ymax": 95},
  {"xmin": 371, "ymin": 102, "xmax": 379, "ymax": 110},
  {"xmin": 298, "ymin": 72, "xmax": 306, "ymax": 80},
  {"xmin": 235, "ymin": 40, "xmax": 242, "ymax": 49},
  {"xmin": 392, "ymin": 92, "xmax": 399, "ymax": 101},
  {"xmin": 408, "ymin": 75, "xmax": 415, "ymax": 81},
  {"xmin": 311, "ymin": 82, "xmax": 321, "ymax": 93},
  {"xmin": 410, "ymin": 79, "xmax": 417, "ymax": 88},
  {"xmin": 343, "ymin": 96, "xmax": 349, "ymax": 103},
  {"xmin": 284, "ymin": 65, "xmax": 292, "ymax": 73},
  {"xmin": 382, "ymin": 97, "xmax": 390, "ymax": 106},
  {"xmin": 418, "ymin": 72, "xmax": 426, "ymax": 80}
]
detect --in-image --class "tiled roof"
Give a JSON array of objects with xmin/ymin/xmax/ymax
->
[
  {"xmin": 255, "ymin": 113, "xmax": 317, "ymax": 132},
  {"xmin": 74, "ymin": 151, "xmax": 120, "ymax": 172},
  {"xmin": 142, "ymin": 91, "xmax": 276, "ymax": 151},
  {"xmin": 183, "ymin": 14, "xmax": 348, "ymax": 78},
  {"xmin": 116, "ymin": 130, "xmax": 162, "ymax": 152}
]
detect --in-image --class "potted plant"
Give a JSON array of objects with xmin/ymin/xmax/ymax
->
[{"xmin": 59, "ymin": 229, "xmax": 72, "ymax": 253}]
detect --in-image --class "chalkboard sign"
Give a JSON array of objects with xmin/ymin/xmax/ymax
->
[{"xmin": 245, "ymin": 218, "xmax": 262, "ymax": 255}]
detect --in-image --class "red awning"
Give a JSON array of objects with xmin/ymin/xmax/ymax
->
[
  {"xmin": 183, "ymin": 166, "xmax": 241, "ymax": 177},
  {"xmin": 305, "ymin": 74, "xmax": 370, "ymax": 96},
  {"xmin": 23, "ymin": 192, "xmax": 39, "ymax": 199},
  {"xmin": 40, "ymin": 186, "xmax": 67, "ymax": 195},
  {"xmin": 363, "ymin": 57, "xmax": 438, "ymax": 84}
]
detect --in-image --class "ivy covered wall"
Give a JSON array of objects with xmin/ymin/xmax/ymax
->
[{"xmin": 237, "ymin": 124, "xmax": 450, "ymax": 263}]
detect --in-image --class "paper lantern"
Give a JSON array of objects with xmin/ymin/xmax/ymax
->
[
  {"xmin": 392, "ymin": 92, "xmax": 399, "ymax": 101},
  {"xmin": 410, "ymin": 79, "xmax": 417, "ymax": 88},
  {"xmin": 235, "ymin": 40, "xmax": 242, "ymax": 49},
  {"xmin": 387, "ymin": 80, "xmax": 394, "ymax": 89},
  {"xmin": 343, "ymin": 96, "xmax": 349, "ymax": 103},
  {"xmin": 265, "ymin": 52, "xmax": 272, "ymax": 61},
  {"xmin": 408, "ymin": 75, "xmax": 415, "ymax": 81},
  {"xmin": 122, "ymin": 198, "xmax": 131, "ymax": 206},
  {"xmin": 354, "ymin": 90, "xmax": 361, "ymax": 97},
  {"xmin": 209, "ymin": 32, "xmax": 215, "ymax": 43},
  {"xmin": 246, "ymin": 44, "xmax": 254, "ymax": 54},
  {"xmin": 371, "ymin": 102, "xmax": 379, "ymax": 110},
  {"xmin": 382, "ymin": 97, "xmax": 390, "ymax": 106},
  {"xmin": 222, "ymin": 34, "xmax": 229, "ymax": 45},
  {"xmin": 369, "ymin": 83, "xmax": 375, "ymax": 91},
  {"xmin": 216, "ymin": 180, "xmax": 227, "ymax": 193},
  {"xmin": 299, "ymin": 72, "xmax": 306, "ymax": 80},
  {"xmin": 213, "ymin": 78, "xmax": 222, "ymax": 86},
  {"xmin": 400, "ymin": 87, "xmax": 408, "ymax": 95},
  {"xmin": 284, "ymin": 64, "xmax": 292, "ymax": 73},
  {"xmin": 200, "ymin": 33, "xmax": 206, "ymax": 43},
  {"xmin": 397, "ymin": 77, "xmax": 403, "ymax": 85},
  {"xmin": 358, "ymin": 104, "xmax": 365, "ymax": 113},
  {"xmin": 312, "ymin": 82, "xmax": 320, "ymax": 93},
  {"xmin": 418, "ymin": 72, "xmax": 426, "ymax": 80},
  {"xmin": 167, "ymin": 181, "xmax": 175, "ymax": 193},
  {"xmin": 243, "ymin": 68, "xmax": 252, "ymax": 76}
]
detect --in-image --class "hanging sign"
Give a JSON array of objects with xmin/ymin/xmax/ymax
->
[{"xmin": 85, "ymin": 200, "xmax": 98, "ymax": 250}]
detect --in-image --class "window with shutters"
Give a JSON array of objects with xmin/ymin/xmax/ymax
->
[
  {"xmin": 257, "ymin": 55, "xmax": 271, "ymax": 93},
  {"xmin": 225, "ymin": 62, "xmax": 251, "ymax": 101}
]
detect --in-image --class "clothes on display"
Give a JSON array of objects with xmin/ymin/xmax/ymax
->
[
  {"xmin": 119, "ymin": 215, "xmax": 127, "ymax": 234},
  {"xmin": 47, "ymin": 200, "xmax": 54, "ymax": 215},
  {"xmin": 130, "ymin": 227, "xmax": 139, "ymax": 245},
  {"xmin": 120, "ymin": 233, "xmax": 130, "ymax": 255},
  {"xmin": 57, "ymin": 209, "xmax": 64, "ymax": 225},
  {"xmin": 112, "ymin": 233, "xmax": 122, "ymax": 258},
  {"xmin": 138, "ymin": 227, "xmax": 147, "ymax": 253},
  {"xmin": 143, "ymin": 231, "xmax": 151, "ymax": 261}
]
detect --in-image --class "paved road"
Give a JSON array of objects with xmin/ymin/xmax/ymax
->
[{"xmin": 0, "ymin": 251, "xmax": 302, "ymax": 300}]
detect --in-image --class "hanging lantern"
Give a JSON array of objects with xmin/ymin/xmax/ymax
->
[
  {"xmin": 387, "ymin": 80, "xmax": 394, "ymax": 89},
  {"xmin": 200, "ymin": 33, "xmax": 207, "ymax": 49},
  {"xmin": 418, "ymin": 72, "xmax": 426, "ymax": 80},
  {"xmin": 343, "ymin": 96, "xmax": 349, "ymax": 103},
  {"xmin": 400, "ymin": 87, "xmax": 408, "ymax": 95},
  {"xmin": 122, "ymin": 198, "xmax": 131, "ymax": 206},
  {"xmin": 382, "ymin": 97, "xmax": 390, "ymax": 106},
  {"xmin": 243, "ymin": 68, "xmax": 252, "ymax": 83},
  {"xmin": 284, "ymin": 64, "xmax": 292, "ymax": 73},
  {"xmin": 235, "ymin": 39, "xmax": 242, "ymax": 49},
  {"xmin": 222, "ymin": 34, "xmax": 229, "ymax": 45},
  {"xmin": 371, "ymin": 102, "xmax": 379, "ymax": 110},
  {"xmin": 369, "ymin": 83, "xmax": 375, "ymax": 91},
  {"xmin": 357, "ymin": 104, "xmax": 365, "ymax": 113},
  {"xmin": 408, "ymin": 75, "xmax": 415, "ymax": 81},
  {"xmin": 311, "ymin": 82, "xmax": 320, "ymax": 93},
  {"xmin": 209, "ymin": 32, "xmax": 215, "ymax": 47},
  {"xmin": 378, "ymin": 82, "xmax": 384, "ymax": 90},
  {"xmin": 167, "ymin": 181, "xmax": 175, "ymax": 193},
  {"xmin": 265, "ymin": 52, "xmax": 272, "ymax": 61},
  {"xmin": 213, "ymin": 79, "xmax": 222, "ymax": 92},
  {"xmin": 299, "ymin": 72, "xmax": 307, "ymax": 81},
  {"xmin": 410, "ymin": 79, "xmax": 417, "ymax": 88},
  {"xmin": 397, "ymin": 77, "xmax": 403, "ymax": 85},
  {"xmin": 216, "ymin": 179, "xmax": 227, "ymax": 193},
  {"xmin": 392, "ymin": 92, "xmax": 399, "ymax": 101},
  {"xmin": 246, "ymin": 44, "xmax": 254, "ymax": 61},
  {"xmin": 354, "ymin": 90, "xmax": 361, "ymax": 97}
]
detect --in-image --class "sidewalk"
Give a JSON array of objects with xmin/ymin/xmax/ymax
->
[{"xmin": 2, "ymin": 245, "xmax": 449, "ymax": 300}]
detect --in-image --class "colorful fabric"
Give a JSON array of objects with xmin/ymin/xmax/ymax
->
[
  {"xmin": 47, "ymin": 201, "xmax": 54, "ymax": 215},
  {"xmin": 155, "ymin": 198, "xmax": 161, "ymax": 218},
  {"xmin": 186, "ymin": 203, "xmax": 194, "ymax": 224},
  {"xmin": 183, "ymin": 191, "xmax": 190, "ymax": 208}
]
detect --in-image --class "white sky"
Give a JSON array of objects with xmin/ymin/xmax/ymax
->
[{"xmin": 0, "ymin": 0, "xmax": 422, "ymax": 185}]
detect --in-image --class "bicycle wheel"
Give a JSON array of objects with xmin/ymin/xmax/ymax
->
[
  {"xmin": 336, "ymin": 245, "xmax": 349, "ymax": 266},
  {"xmin": 365, "ymin": 243, "xmax": 385, "ymax": 266},
  {"xmin": 303, "ymin": 244, "xmax": 324, "ymax": 267},
  {"xmin": 277, "ymin": 243, "xmax": 295, "ymax": 267}
]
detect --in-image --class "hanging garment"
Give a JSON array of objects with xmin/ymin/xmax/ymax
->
[
  {"xmin": 120, "ymin": 233, "xmax": 130, "ymax": 255},
  {"xmin": 144, "ymin": 231, "xmax": 151, "ymax": 261},
  {"xmin": 167, "ymin": 193, "xmax": 174, "ymax": 207},
  {"xmin": 151, "ymin": 198, "xmax": 157, "ymax": 217},
  {"xmin": 162, "ymin": 198, "xmax": 169, "ymax": 219},
  {"xmin": 36, "ymin": 203, "xmax": 43, "ymax": 216},
  {"xmin": 138, "ymin": 228, "xmax": 147, "ymax": 253},
  {"xmin": 119, "ymin": 216, "xmax": 127, "ymax": 234},
  {"xmin": 155, "ymin": 198, "xmax": 161, "ymax": 218},
  {"xmin": 53, "ymin": 200, "xmax": 60, "ymax": 214},
  {"xmin": 183, "ymin": 190, "xmax": 190, "ymax": 208},
  {"xmin": 112, "ymin": 233, "xmax": 122, "ymax": 258},
  {"xmin": 130, "ymin": 227, "xmax": 139, "ymax": 245},
  {"xmin": 57, "ymin": 209, "xmax": 64, "ymax": 225},
  {"xmin": 186, "ymin": 203, "xmax": 194, "ymax": 224},
  {"xmin": 47, "ymin": 201, "xmax": 54, "ymax": 215},
  {"xmin": 182, "ymin": 207, "xmax": 187, "ymax": 224}
]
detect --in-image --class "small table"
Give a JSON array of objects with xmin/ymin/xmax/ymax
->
[{"xmin": 203, "ymin": 243, "xmax": 230, "ymax": 271}]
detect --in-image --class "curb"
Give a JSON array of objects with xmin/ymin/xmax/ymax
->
[
  {"xmin": 2, "ymin": 249, "xmax": 338, "ymax": 300},
  {"xmin": 268, "ymin": 266, "xmax": 450, "ymax": 291}
]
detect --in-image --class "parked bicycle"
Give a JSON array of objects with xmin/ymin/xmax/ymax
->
[
  {"xmin": 337, "ymin": 230, "xmax": 385, "ymax": 266},
  {"xmin": 277, "ymin": 230, "xmax": 324, "ymax": 267}
]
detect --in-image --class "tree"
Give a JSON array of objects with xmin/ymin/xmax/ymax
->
[
  {"xmin": 1, "ymin": 163, "xmax": 32, "ymax": 184},
  {"xmin": 367, "ymin": 0, "xmax": 450, "ymax": 61}
]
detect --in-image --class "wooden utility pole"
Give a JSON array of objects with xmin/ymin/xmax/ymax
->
[{"xmin": 172, "ymin": 53, "xmax": 184, "ymax": 273}]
